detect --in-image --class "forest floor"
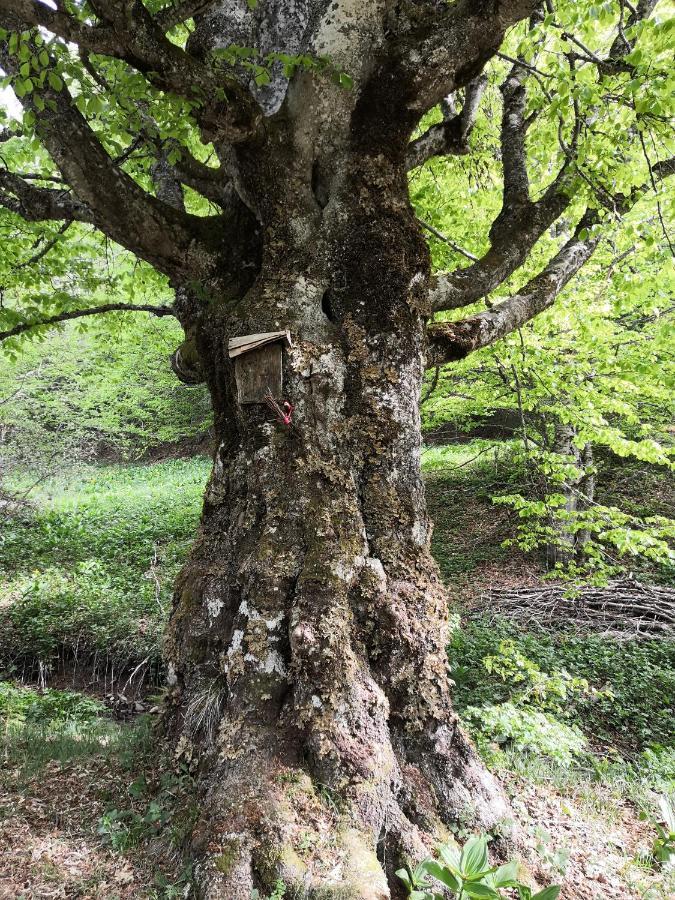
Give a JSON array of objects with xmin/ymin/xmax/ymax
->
[{"xmin": 0, "ymin": 448, "xmax": 673, "ymax": 899}]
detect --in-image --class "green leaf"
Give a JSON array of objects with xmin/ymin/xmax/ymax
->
[
  {"xmin": 420, "ymin": 860, "xmax": 460, "ymax": 892},
  {"xmin": 460, "ymin": 835, "xmax": 489, "ymax": 876},
  {"xmin": 48, "ymin": 72, "xmax": 63, "ymax": 92},
  {"xmin": 532, "ymin": 888, "xmax": 561, "ymax": 900},
  {"xmin": 395, "ymin": 868, "xmax": 412, "ymax": 889},
  {"xmin": 462, "ymin": 883, "xmax": 500, "ymax": 899},
  {"xmin": 438, "ymin": 842, "xmax": 462, "ymax": 873},
  {"xmin": 492, "ymin": 859, "xmax": 519, "ymax": 887}
]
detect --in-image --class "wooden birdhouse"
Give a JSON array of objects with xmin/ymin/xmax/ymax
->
[{"xmin": 228, "ymin": 330, "xmax": 292, "ymax": 405}]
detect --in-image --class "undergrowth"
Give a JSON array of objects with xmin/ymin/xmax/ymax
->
[
  {"xmin": 0, "ymin": 680, "xmax": 121, "ymax": 776},
  {"xmin": 0, "ymin": 459, "xmax": 209, "ymax": 683}
]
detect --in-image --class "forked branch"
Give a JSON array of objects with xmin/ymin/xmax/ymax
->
[{"xmin": 427, "ymin": 213, "xmax": 599, "ymax": 364}]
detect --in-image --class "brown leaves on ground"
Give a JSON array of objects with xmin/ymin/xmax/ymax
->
[
  {"xmin": 0, "ymin": 754, "xmax": 146, "ymax": 899},
  {"xmin": 0, "ymin": 739, "xmax": 670, "ymax": 898},
  {"xmin": 503, "ymin": 771, "xmax": 673, "ymax": 900}
]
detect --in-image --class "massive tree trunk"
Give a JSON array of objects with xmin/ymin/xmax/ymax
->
[{"xmin": 163, "ymin": 28, "xmax": 509, "ymax": 898}]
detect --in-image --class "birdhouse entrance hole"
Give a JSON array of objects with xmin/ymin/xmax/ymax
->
[{"xmin": 228, "ymin": 330, "xmax": 292, "ymax": 405}]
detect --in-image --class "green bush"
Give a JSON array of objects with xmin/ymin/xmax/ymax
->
[
  {"xmin": 449, "ymin": 619, "xmax": 675, "ymax": 755},
  {"xmin": 0, "ymin": 680, "xmax": 106, "ymax": 726},
  {"xmin": 463, "ymin": 703, "xmax": 587, "ymax": 764}
]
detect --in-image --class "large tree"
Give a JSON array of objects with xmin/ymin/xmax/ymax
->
[{"xmin": 0, "ymin": 1, "xmax": 672, "ymax": 896}]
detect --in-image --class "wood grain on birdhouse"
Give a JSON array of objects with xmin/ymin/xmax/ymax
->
[{"xmin": 228, "ymin": 331, "xmax": 291, "ymax": 405}]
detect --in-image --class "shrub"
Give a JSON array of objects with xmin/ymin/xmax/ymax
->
[{"xmin": 463, "ymin": 703, "xmax": 586, "ymax": 764}]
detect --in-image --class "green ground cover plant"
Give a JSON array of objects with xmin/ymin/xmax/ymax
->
[
  {"xmin": 0, "ymin": 680, "xmax": 121, "ymax": 774},
  {"xmin": 0, "ymin": 459, "xmax": 209, "ymax": 680},
  {"xmin": 449, "ymin": 618, "xmax": 675, "ymax": 765}
]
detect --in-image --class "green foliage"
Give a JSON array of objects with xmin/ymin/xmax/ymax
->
[
  {"xmin": 0, "ymin": 680, "xmax": 120, "ymax": 774},
  {"xmin": 97, "ymin": 800, "xmax": 172, "ymax": 853},
  {"xmin": 0, "ymin": 318, "xmax": 211, "ymax": 466},
  {"xmin": 449, "ymin": 619, "xmax": 675, "ymax": 756},
  {"xmin": 495, "ymin": 480, "xmax": 675, "ymax": 584},
  {"xmin": 643, "ymin": 794, "xmax": 675, "ymax": 869},
  {"xmin": 0, "ymin": 459, "xmax": 209, "ymax": 676},
  {"xmin": 211, "ymin": 44, "xmax": 352, "ymax": 90},
  {"xmin": 463, "ymin": 703, "xmax": 587, "ymax": 765},
  {"xmin": 482, "ymin": 640, "xmax": 595, "ymax": 709},
  {"xmin": 460, "ymin": 639, "xmax": 598, "ymax": 763},
  {"xmin": 396, "ymin": 834, "xmax": 560, "ymax": 899},
  {"xmin": 413, "ymin": 0, "xmax": 675, "ymax": 586},
  {"xmin": 0, "ymin": 680, "xmax": 105, "ymax": 726}
]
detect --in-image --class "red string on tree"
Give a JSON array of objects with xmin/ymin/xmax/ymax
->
[{"xmin": 264, "ymin": 388, "xmax": 294, "ymax": 427}]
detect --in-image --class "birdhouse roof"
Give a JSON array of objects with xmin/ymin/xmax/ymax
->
[{"xmin": 227, "ymin": 330, "xmax": 292, "ymax": 359}]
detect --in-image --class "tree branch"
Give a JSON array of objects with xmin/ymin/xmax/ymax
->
[
  {"xmin": 0, "ymin": 302, "xmax": 176, "ymax": 342},
  {"xmin": 427, "ymin": 154, "xmax": 675, "ymax": 363},
  {"xmin": 154, "ymin": 1, "xmax": 220, "ymax": 33},
  {"xmin": 0, "ymin": 170, "xmax": 95, "ymax": 222},
  {"xmin": 0, "ymin": 0, "xmax": 262, "ymax": 142},
  {"xmin": 427, "ymin": 213, "xmax": 600, "ymax": 364},
  {"xmin": 0, "ymin": 31, "xmax": 234, "ymax": 281},
  {"xmin": 426, "ymin": 0, "xmax": 661, "ymax": 316},
  {"xmin": 407, "ymin": 75, "xmax": 487, "ymax": 170}
]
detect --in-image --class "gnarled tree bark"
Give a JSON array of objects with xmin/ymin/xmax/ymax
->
[{"xmin": 162, "ymin": 11, "xmax": 511, "ymax": 893}]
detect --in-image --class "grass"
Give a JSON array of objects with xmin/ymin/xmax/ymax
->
[
  {"xmin": 0, "ymin": 680, "xmax": 122, "ymax": 777},
  {"xmin": 0, "ymin": 458, "xmax": 210, "ymax": 683},
  {"xmin": 424, "ymin": 442, "xmax": 523, "ymax": 585}
]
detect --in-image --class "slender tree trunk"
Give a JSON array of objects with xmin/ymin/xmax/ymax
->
[
  {"xmin": 576, "ymin": 442, "xmax": 595, "ymax": 553},
  {"xmin": 163, "ymin": 74, "xmax": 509, "ymax": 899},
  {"xmin": 546, "ymin": 422, "xmax": 582, "ymax": 569}
]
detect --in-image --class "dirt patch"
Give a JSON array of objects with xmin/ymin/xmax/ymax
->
[
  {"xmin": 0, "ymin": 756, "xmax": 145, "ymax": 898},
  {"xmin": 503, "ymin": 771, "xmax": 672, "ymax": 900}
]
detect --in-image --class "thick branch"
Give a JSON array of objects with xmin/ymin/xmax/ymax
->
[
  {"xmin": 0, "ymin": 302, "xmax": 175, "ymax": 342},
  {"xmin": 0, "ymin": 32, "xmax": 232, "ymax": 280},
  {"xmin": 0, "ymin": 170, "xmax": 95, "ymax": 222},
  {"xmin": 407, "ymin": 76, "xmax": 487, "ymax": 170},
  {"xmin": 399, "ymin": 0, "xmax": 539, "ymax": 114},
  {"xmin": 428, "ymin": 190, "xmax": 570, "ymax": 312},
  {"xmin": 0, "ymin": 1, "xmax": 262, "ymax": 142},
  {"xmin": 499, "ymin": 65, "xmax": 530, "ymax": 207},
  {"xmin": 154, "ymin": 1, "xmax": 220, "ymax": 32},
  {"xmin": 426, "ymin": 0, "xmax": 661, "ymax": 315},
  {"xmin": 609, "ymin": 0, "xmax": 657, "ymax": 57},
  {"xmin": 159, "ymin": 140, "xmax": 231, "ymax": 206},
  {"xmin": 426, "ymin": 154, "xmax": 675, "ymax": 363},
  {"xmin": 428, "ymin": 50, "xmax": 572, "ymax": 313},
  {"xmin": 427, "ymin": 214, "xmax": 599, "ymax": 364}
]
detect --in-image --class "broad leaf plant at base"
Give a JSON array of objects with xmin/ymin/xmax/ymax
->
[{"xmin": 0, "ymin": 1, "xmax": 673, "ymax": 897}]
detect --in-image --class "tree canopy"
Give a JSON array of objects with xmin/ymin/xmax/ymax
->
[{"xmin": 0, "ymin": 1, "xmax": 671, "ymax": 356}]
